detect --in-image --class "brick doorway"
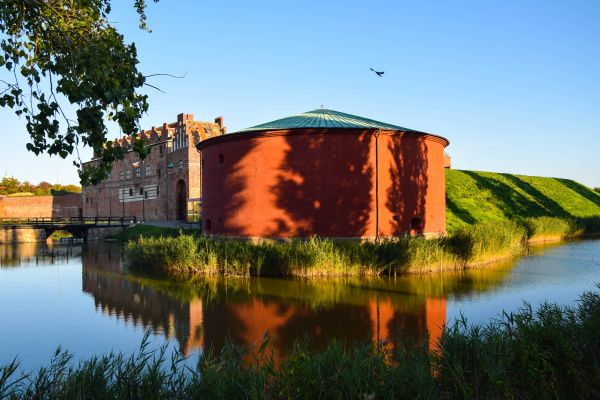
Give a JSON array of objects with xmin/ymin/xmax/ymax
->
[{"xmin": 176, "ymin": 180, "xmax": 187, "ymax": 221}]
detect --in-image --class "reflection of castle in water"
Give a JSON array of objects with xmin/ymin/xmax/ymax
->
[{"xmin": 82, "ymin": 244, "xmax": 449, "ymax": 357}]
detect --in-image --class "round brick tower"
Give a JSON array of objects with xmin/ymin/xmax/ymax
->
[{"xmin": 196, "ymin": 109, "xmax": 449, "ymax": 239}]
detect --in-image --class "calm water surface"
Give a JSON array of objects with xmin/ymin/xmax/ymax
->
[{"xmin": 1, "ymin": 239, "xmax": 599, "ymax": 372}]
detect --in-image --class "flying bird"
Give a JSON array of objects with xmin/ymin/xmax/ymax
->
[{"xmin": 370, "ymin": 67, "xmax": 384, "ymax": 77}]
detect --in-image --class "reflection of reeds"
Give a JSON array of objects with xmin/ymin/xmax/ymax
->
[{"xmin": 3, "ymin": 286, "xmax": 599, "ymax": 398}]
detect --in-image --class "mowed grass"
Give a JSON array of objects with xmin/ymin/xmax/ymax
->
[{"xmin": 446, "ymin": 169, "xmax": 600, "ymax": 232}]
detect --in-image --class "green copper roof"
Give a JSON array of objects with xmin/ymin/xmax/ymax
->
[{"xmin": 236, "ymin": 109, "xmax": 416, "ymax": 133}]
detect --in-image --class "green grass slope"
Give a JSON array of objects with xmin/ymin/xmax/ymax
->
[{"xmin": 446, "ymin": 169, "xmax": 600, "ymax": 232}]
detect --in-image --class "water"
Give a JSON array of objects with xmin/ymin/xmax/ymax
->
[{"xmin": 1, "ymin": 239, "xmax": 599, "ymax": 372}]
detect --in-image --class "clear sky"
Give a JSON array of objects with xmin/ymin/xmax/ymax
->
[{"xmin": 1, "ymin": 0, "xmax": 599, "ymax": 187}]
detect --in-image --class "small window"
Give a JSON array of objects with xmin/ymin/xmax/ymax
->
[
  {"xmin": 119, "ymin": 171, "xmax": 124, "ymax": 180},
  {"xmin": 145, "ymin": 165, "xmax": 152, "ymax": 176},
  {"xmin": 144, "ymin": 191, "xmax": 148, "ymax": 199},
  {"xmin": 129, "ymin": 188, "xmax": 133, "ymax": 196},
  {"xmin": 157, "ymin": 168, "xmax": 161, "ymax": 178},
  {"xmin": 85, "ymin": 197, "xmax": 89, "ymax": 204},
  {"xmin": 218, "ymin": 154, "xmax": 224, "ymax": 164},
  {"xmin": 205, "ymin": 219, "xmax": 212, "ymax": 230},
  {"xmin": 134, "ymin": 167, "xmax": 141, "ymax": 178},
  {"xmin": 179, "ymin": 160, "xmax": 183, "ymax": 169},
  {"xmin": 156, "ymin": 186, "xmax": 160, "ymax": 196},
  {"xmin": 139, "ymin": 187, "xmax": 144, "ymax": 195},
  {"xmin": 411, "ymin": 217, "xmax": 422, "ymax": 230},
  {"xmin": 125, "ymin": 170, "xmax": 132, "ymax": 180}
]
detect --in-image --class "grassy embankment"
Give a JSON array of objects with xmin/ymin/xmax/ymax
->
[
  {"xmin": 446, "ymin": 169, "xmax": 600, "ymax": 238},
  {"xmin": 123, "ymin": 170, "xmax": 600, "ymax": 277},
  {"xmin": 2, "ymin": 286, "xmax": 599, "ymax": 399}
]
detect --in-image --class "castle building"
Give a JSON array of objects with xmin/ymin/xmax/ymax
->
[
  {"xmin": 197, "ymin": 109, "xmax": 449, "ymax": 238},
  {"xmin": 82, "ymin": 113, "xmax": 225, "ymax": 221}
]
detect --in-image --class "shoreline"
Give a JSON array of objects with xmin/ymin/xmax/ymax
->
[{"xmin": 122, "ymin": 216, "xmax": 600, "ymax": 278}]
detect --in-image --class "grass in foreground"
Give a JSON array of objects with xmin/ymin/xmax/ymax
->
[
  {"xmin": 124, "ymin": 217, "xmax": 600, "ymax": 277},
  {"xmin": 2, "ymin": 286, "xmax": 599, "ymax": 399}
]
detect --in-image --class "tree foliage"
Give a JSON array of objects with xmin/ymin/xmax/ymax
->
[
  {"xmin": 0, "ymin": 176, "xmax": 80, "ymax": 195},
  {"xmin": 0, "ymin": 1, "xmax": 158, "ymax": 185}
]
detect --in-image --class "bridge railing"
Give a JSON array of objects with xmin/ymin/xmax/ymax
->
[{"xmin": 0, "ymin": 217, "xmax": 137, "ymax": 227}]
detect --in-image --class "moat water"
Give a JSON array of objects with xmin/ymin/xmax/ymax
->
[{"xmin": 1, "ymin": 239, "xmax": 600, "ymax": 372}]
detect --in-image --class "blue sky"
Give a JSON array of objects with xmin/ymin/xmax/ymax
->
[{"xmin": 1, "ymin": 0, "xmax": 599, "ymax": 186}]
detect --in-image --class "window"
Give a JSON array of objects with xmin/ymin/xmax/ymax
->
[
  {"xmin": 144, "ymin": 191, "xmax": 148, "ymax": 199},
  {"xmin": 139, "ymin": 187, "xmax": 144, "ymax": 195},
  {"xmin": 179, "ymin": 160, "xmax": 183, "ymax": 169},
  {"xmin": 125, "ymin": 170, "xmax": 132, "ymax": 180},
  {"xmin": 411, "ymin": 217, "xmax": 422, "ymax": 231},
  {"xmin": 119, "ymin": 171, "xmax": 124, "ymax": 180},
  {"xmin": 129, "ymin": 188, "xmax": 133, "ymax": 196},
  {"xmin": 157, "ymin": 168, "xmax": 161, "ymax": 178},
  {"xmin": 85, "ymin": 197, "xmax": 89, "ymax": 204},
  {"xmin": 134, "ymin": 167, "xmax": 141, "ymax": 178},
  {"xmin": 218, "ymin": 154, "xmax": 224, "ymax": 164},
  {"xmin": 145, "ymin": 165, "xmax": 152, "ymax": 176},
  {"xmin": 157, "ymin": 186, "xmax": 160, "ymax": 196}
]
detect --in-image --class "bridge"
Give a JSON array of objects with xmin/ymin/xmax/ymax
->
[{"xmin": 0, "ymin": 217, "xmax": 136, "ymax": 242}]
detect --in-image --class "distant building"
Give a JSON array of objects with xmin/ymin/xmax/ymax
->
[
  {"xmin": 0, "ymin": 193, "xmax": 81, "ymax": 219},
  {"xmin": 444, "ymin": 153, "xmax": 452, "ymax": 169},
  {"xmin": 82, "ymin": 113, "xmax": 225, "ymax": 221},
  {"xmin": 197, "ymin": 109, "xmax": 450, "ymax": 238}
]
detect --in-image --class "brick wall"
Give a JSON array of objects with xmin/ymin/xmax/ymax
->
[{"xmin": 0, "ymin": 193, "xmax": 81, "ymax": 219}]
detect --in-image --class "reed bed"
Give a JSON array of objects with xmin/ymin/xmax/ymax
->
[
  {"xmin": 124, "ymin": 217, "xmax": 600, "ymax": 278},
  {"xmin": 2, "ymin": 286, "xmax": 599, "ymax": 399}
]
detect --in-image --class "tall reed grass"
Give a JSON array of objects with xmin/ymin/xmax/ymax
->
[
  {"xmin": 3, "ymin": 286, "xmax": 599, "ymax": 399},
  {"xmin": 124, "ymin": 217, "xmax": 600, "ymax": 278}
]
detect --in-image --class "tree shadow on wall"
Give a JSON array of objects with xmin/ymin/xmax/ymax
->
[
  {"xmin": 269, "ymin": 130, "xmax": 374, "ymax": 237},
  {"xmin": 209, "ymin": 142, "xmax": 252, "ymax": 236},
  {"xmin": 386, "ymin": 135, "xmax": 429, "ymax": 235}
]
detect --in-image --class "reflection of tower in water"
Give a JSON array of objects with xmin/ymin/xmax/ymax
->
[{"xmin": 82, "ymin": 245, "xmax": 447, "ymax": 358}]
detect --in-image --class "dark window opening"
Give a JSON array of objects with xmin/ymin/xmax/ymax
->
[
  {"xmin": 144, "ymin": 192, "xmax": 148, "ymax": 199},
  {"xmin": 205, "ymin": 219, "xmax": 212, "ymax": 230},
  {"xmin": 157, "ymin": 168, "xmax": 161, "ymax": 178},
  {"xmin": 411, "ymin": 217, "xmax": 423, "ymax": 230},
  {"xmin": 157, "ymin": 186, "xmax": 160, "ymax": 196},
  {"xmin": 139, "ymin": 187, "xmax": 144, "ymax": 195},
  {"xmin": 218, "ymin": 153, "xmax": 224, "ymax": 164},
  {"xmin": 129, "ymin": 188, "xmax": 133, "ymax": 196}
]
